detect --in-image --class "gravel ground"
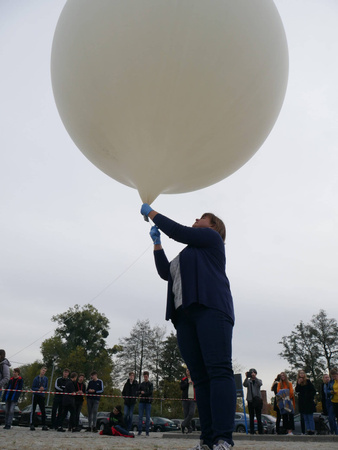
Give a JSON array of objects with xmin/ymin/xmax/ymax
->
[{"xmin": 1, "ymin": 427, "xmax": 338, "ymax": 450}]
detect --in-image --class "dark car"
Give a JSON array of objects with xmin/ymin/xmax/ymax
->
[
  {"xmin": 261, "ymin": 414, "xmax": 276, "ymax": 434},
  {"xmin": 132, "ymin": 414, "xmax": 154, "ymax": 432},
  {"xmin": 0, "ymin": 402, "xmax": 22, "ymax": 426},
  {"xmin": 191, "ymin": 417, "xmax": 201, "ymax": 431},
  {"xmin": 171, "ymin": 418, "xmax": 183, "ymax": 430},
  {"xmin": 152, "ymin": 416, "xmax": 179, "ymax": 432},
  {"xmin": 19, "ymin": 404, "xmax": 86, "ymax": 429},
  {"xmin": 96, "ymin": 411, "xmax": 110, "ymax": 430},
  {"xmin": 293, "ymin": 413, "xmax": 330, "ymax": 435}
]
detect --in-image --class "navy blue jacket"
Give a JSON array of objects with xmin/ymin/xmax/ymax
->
[
  {"xmin": 86, "ymin": 378, "xmax": 104, "ymax": 401},
  {"xmin": 32, "ymin": 375, "xmax": 48, "ymax": 396},
  {"xmin": 2, "ymin": 376, "xmax": 23, "ymax": 402},
  {"xmin": 153, "ymin": 213, "xmax": 234, "ymax": 324}
]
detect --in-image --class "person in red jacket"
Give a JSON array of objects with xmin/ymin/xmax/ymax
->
[{"xmin": 2, "ymin": 368, "xmax": 23, "ymax": 429}]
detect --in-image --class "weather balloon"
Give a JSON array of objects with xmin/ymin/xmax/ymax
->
[{"xmin": 51, "ymin": 0, "xmax": 288, "ymax": 204}]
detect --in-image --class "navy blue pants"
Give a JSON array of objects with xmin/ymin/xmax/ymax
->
[{"xmin": 175, "ymin": 305, "xmax": 236, "ymax": 448}]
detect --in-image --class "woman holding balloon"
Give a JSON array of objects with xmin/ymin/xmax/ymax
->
[{"xmin": 141, "ymin": 204, "xmax": 235, "ymax": 450}]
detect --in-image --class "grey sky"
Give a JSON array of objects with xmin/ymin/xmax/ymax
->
[{"xmin": 1, "ymin": 0, "xmax": 338, "ymax": 398}]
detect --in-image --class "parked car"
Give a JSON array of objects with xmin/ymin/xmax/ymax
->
[
  {"xmin": 171, "ymin": 418, "xmax": 183, "ymax": 430},
  {"xmin": 19, "ymin": 404, "xmax": 86, "ymax": 429},
  {"xmin": 261, "ymin": 414, "xmax": 276, "ymax": 434},
  {"xmin": 191, "ymin": 417, "xmax": 201, "ymax": 431},
  {"xmin": 0, "ymin": 402, "xmax": 22, "ymax": 426},
  {"xmin": 233, "ymin": 412, "xmax": 268, "ymax": 433},
  {"xmin": 132, "ymin": 414, "xmax": 154, "ymax": 432},
  {"xmin": 152, "ymin": 417, "xmax": 179, "ymax": 432},
  {"xmin": 293, "ymin": 413, "xmax": 330, "ymax": 435},
  {"xmin": 96, "ymin": 411, "xmax": 111, "ymax": 430}
]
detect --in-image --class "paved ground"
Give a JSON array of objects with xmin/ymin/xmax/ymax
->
[{"xmin": 1, "ymin": 427, "xmax": 338, "ymax": 449}]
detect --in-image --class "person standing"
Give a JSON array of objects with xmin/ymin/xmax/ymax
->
[
  {"xmin": 137, "ymin": 371, "xmax": 153, "ymax": 436},
  {"xmin": 0, "ymin": 349, "xmax": 11, "ymax": 391},
  {"xmin": 86, "ymin": 371, "xmax": 104, "ymax": 432},
  {"xmin": 57, "ymin": 372, "xmax": 78, "ymax": 432},
  {"xmin": 180, "ymin": 368, "xmax": 196, "ymax": 434},
  {"xmin": 321, "ymin": 373, "xmax": 338, "ymax": 434},
  {"xmin": 141, "ymin": 204, "xmax": 236, "ymax": 450},
  {"xmin": 271, "ymin": 374, "xmax": 281, "ymax": 434},
  {"xmin": 74, "ymin": 373, "xmax": 86, "ymax": 431},
  {"xmin": 277, "ymin": 372, "xmax": 295, "ymax": 435},
  {"xmin": 51, "ymin": 368, "xmax": 70, "ymax": 429},
  {"xmin": 243, "ymin": 369, "xmax": 263, "ymax": 435},
  {"xmin": 295, "ymin": 370, "xmax": 316, "ymax": 435},
  {"xmin": 30, "ymin": 366, "xmax": 49, "ymax": 431},
  {"xmin": 2, "ymin": 368, "xmax": 23, "ymax": 429},
  {"xmin": 329, "ymin": 368, "xmax": 338, "ymax": 430},
  {"xmin": 122, "ymin": 371, "xmax": 139, "ymax": 431}
]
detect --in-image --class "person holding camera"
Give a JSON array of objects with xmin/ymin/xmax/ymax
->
[{"xmin": 243, "ymin": 369, "xmax": 263, "ymax": 434}]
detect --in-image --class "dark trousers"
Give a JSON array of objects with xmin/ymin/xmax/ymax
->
[
  {"xmin": 30, "ymin": 395, "xmax": 46, "ymax": 426},
  {"xmin": 247, "ymin": 401, "xmax": 263, "ymax": 434},
  {"xmin": 282, "ymin": 413, "xmax": 294, "ymax": 431},
  {"xmin": 182, "ymin": 400, "xmax": 196, "ymax": 429},
  {"xmin": 175, "ymin": 305, "xmax": 236, "ymax": 449},
  {"xmin": 74, "ymin": 401, "xmax": 83, "ymax": 428},
  {"xmin": 275, "ymin": 407, "xmax": 281, "ymax": 433},
  {"xmin": 52, "ymin": 395, "xmax": 63, "ymax": 428},
  {"xmin": 61, "ymin": 403, "xmax": 76, "ymax": 430}
]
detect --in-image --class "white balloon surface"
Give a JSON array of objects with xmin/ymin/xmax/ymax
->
[{"xmin": 51, "ymin": 0, "xmax": 288, "ymax": 204}]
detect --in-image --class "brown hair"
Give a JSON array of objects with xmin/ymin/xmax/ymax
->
[
  {"xmin": 330, "ymin": 367, "xmax": 338, "ymax": 377},
  {"xmin": 13, "ymin": 368, "xmax": 21, "ymax": 375},
  {"xmin": 202, "ymin": 213, "xmax": 226, "ymax": 242},
  {"xmin": 297, "ymin": 370, "xmax": 308, "ymax": 386},
  {"xmin": 70, "ymin": 372, "xmax": 78, "ymax": 379},
  {"xmin": 143, "ymin": 371, "xmax": 149, "ymax": 376}
]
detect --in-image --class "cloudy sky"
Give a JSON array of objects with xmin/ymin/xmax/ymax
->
[{"xmin": 1, "ymin": 0, "xmax": 338, "ymax": 398}]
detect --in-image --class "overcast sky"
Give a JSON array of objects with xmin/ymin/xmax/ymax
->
[{"xmin": 1, "ymin": 0, "xmax": 338, "ymax": 399}]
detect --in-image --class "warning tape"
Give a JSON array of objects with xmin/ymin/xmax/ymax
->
[{"xmin": 0, "ymin": 388, "xmax": 195, "ymax": 402}]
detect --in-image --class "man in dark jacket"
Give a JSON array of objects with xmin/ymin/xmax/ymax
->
[
  {"xmin": 180, "ymin": 368, "xmax": 196, "ymax": 433},
  {"xmin": 137, "ymin": 371, "xmax": 153, "ymax": 436},
  {"xmin": 74, "ymin": 373, "xmax": 86, "ymax": 431},
  {"xmin": 30, "ymin": 366, "xmax": 48, "ymax": 431},
  {"xmin": 51, "ymin": 368, "xmax": 70, "ymax": 429},
  {"xmin": 0, "ymin": 349, "xmax": 10, "ymax": 390},
  {"xmin": 2, "ymin": 367, "xmax": 23, "ymax": 429},
  {"xmin": 86, "ymin": 371, "xmax": 104, "ymax": 432},
  {"xmin": 122, "ymin": 372, "xmax": 139, "ymax": 431},
  {"xmin": 57, "ymin": 372, "xmax": 78, "ymax": 432}
]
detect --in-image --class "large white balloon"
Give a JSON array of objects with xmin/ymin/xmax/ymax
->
[{"xmin": 51, "ymin": 0, "xmax": 288, "ymax": 204}]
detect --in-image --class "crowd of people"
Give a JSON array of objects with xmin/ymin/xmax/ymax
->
[{"xmin": 242, "ymin": 366, "xmax": 338, "ymax": 436}]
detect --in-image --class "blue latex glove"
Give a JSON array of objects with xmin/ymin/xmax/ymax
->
[
  {"xmin": 140, "ymin": 203, "xmax": 153, "ymax": 217},
  {"xmin": 150, "ymin": 226, "xmax": 161, "ymax": 245}
]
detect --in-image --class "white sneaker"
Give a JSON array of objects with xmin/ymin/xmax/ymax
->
[{"xmin": 213, "ymin": 441, "xmax": 233, "ymax": 449}]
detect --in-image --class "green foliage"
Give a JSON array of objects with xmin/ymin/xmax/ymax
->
[
  {"xmin": 279, "ymin": 309, "xmax": 338, "ymax": 392},
  {"xmin": 40, "ymin": 304, "xmax": 114, "ymax": 396},
  {"xmin": 159, "ymin": 332, "xmax": 186, "ymax": 382}
]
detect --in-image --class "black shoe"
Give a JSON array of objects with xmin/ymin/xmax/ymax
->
[
  {"xmin": 92, "ymin": 427, "xmax": 98, "ymax": 432},
  {"xmin": 188, "ymin": 427, "xmax": 193, "ymax": 434},
  {"xmin": 30, "ymin": 425, "xmax": 35, "ymax": 431},
  {"xmin": 57, "ymin": 427, "xmax": 66, "ymax": 432},
  {"xmin": 42, "ymin": 425, "xmax": 49, "ymax": 431},
  {"xmin": 181, "ymin": 425, "xmax": 185, "ymax": 434},
  {"xmin": 3, "ymin": 425, "xmax": 10, "ymax": 429},
  {"xmin": 85, "ymin": 427, "xmax": 92, "ymax": 432}
]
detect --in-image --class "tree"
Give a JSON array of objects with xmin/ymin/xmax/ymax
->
[
  {"xmin": 159, "ymin": 332, "xmax": 185, "ymax": 382},
  {"xmin": 40, "ymin": 304, "xmax": 114, "ymax": 387},
  {"xmin": 116, "ymin": 319, "xmax": 162, "ymax": 385},
  {"xmin": 279, "ymin": 310, "xmax": 338, "ymax": 392}
]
